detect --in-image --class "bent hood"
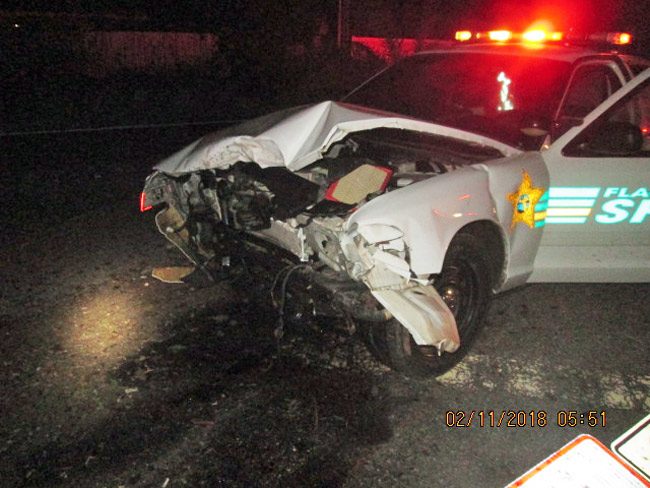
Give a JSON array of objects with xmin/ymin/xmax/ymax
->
[{"xmin": 154, "ymin": 101, "xmax": 520, "ymax": 176}]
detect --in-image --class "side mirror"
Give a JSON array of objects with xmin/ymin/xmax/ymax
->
[{"xmin": 567, "ymin": 121, "xmax": 644, "ymax": 156}]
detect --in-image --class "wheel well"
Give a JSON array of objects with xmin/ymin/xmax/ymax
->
[{"xmin": 454, "ymin": 220, "xmax": 506, "ymax": 291}]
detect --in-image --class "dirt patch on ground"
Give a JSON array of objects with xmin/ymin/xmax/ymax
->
[{"xmin": 0, "ymin": 203, "xmax": 396, "ymax": 487}]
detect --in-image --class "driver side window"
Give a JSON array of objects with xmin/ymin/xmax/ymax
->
[
  {"xmin": 562, "ymin": 64, "xmax": 623, "ymax": 118},
  {"xmin": 563, "ymin": 79, "xmax": 650, "ymax": 157},
  {"xmin": 553, "ymin": 64, "xmax": 623, "ymax": 140}
]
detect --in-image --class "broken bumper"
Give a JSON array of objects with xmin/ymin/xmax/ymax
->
[
  {"xmin": 147, "ymin": 182, "xmax": 460, "ymax": 353},
  {"xmin": 340, "ymin": 223, "xmax": 460, "ymax": 353}
]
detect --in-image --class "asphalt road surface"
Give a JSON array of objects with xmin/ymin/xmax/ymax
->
[{"xmin": 1, "ymin": 128, "xmax": 649, "ymax": 487}]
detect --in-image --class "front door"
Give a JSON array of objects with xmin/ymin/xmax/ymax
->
[{"xmin": 531, "ymin": 69, "xmax": 650, "ymax": 282}]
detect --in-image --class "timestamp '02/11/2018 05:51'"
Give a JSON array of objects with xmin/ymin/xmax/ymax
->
[{"xmin": 445, "ymin": 410, "xmax": 607, "ymax": 428}]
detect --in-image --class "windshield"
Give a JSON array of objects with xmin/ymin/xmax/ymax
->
[{"xmin": 344, "ymin": 52, "xmax": 573, "ymax": 148}]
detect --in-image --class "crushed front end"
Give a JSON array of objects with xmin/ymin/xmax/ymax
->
[{"xmin": 142, "ymin": 116, "xmax": 511, "ymax": 353}]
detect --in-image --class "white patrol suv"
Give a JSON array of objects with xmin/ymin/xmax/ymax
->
[{"xmin": 141, "ymin": 29, "xmax": 650, "ymax": 375}]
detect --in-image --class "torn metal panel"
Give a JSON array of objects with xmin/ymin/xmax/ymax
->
[
  {"xmin": 370, "ymin": 249, "xmax": 412, "ymax": 280},
  {"xmin": 372, "ymin": 285, "xmax": 460, "ymax": 351},
  {"xmin": 353, "ymin": 235, "xmax": 409, "ymax": 285},
  {"xmin": 251, "ymin": 219, "xmax": 312, "ymax": 262},
  {"xmin": 341, "ymin": 228, "xmax": 459, "ymax": 349},
  {"xmin": 306, "ymin": 234, "xmax": 345, "ymax": 272}
]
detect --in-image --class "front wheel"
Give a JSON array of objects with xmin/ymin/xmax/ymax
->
[{"xmin": 376, "ymin": 233, "xmax": 493, "ymax": 376}]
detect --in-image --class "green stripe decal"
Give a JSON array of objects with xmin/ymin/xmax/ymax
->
[
  {"xmin": 534, "ymin": 190, "xmax": 550, "ymax": 213},
  {"xmin": 546, "ymin": 216, "xmax": 588, "ymax": 224},
  {"xmin": 548, "ymin": 198, "xmax": 595, "ymax": 207},
  {"xmin": 549, "ymin": 187, "xmax": 601, "ymax": 198}
]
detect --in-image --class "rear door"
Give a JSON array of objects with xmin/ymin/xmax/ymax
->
[{"xmin": 531, "ymin": 69, "xmax": 650, "ymax": 282}]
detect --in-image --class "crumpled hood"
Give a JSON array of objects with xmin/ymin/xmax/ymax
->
[{"xmin": 154, "ymin": 101, "xmax": 520, "ymax": 176}]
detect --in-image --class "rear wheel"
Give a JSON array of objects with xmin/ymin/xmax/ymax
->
[{"xmin": 376, "ymin": 233, "xmax": 492, "ymax": 376}]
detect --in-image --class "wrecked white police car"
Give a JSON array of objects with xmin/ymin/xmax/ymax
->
[{"xmin": 142, "ymin": 42, "xmax": 650, "ymax": 376}]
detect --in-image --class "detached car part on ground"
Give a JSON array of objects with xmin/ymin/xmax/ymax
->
[
  {"xmin": 142, "ymin": 46, "xmax": 650, "ymax": 376},
  {"xmin": 142, "ymin": 100, "xmax": 548, "ymax": 376}
]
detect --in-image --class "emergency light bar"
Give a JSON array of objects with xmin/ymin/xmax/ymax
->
[
  {"xmin": 456, "ymin": 29, "xmax": 563, "ymax": 43},
  {"xmin": 455, "ymin": 29, "xmax": 632, "ymax": 46}
]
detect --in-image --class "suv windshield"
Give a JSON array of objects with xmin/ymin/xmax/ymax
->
[{"xmin": 344, "ymin": 52, "xmax": 573, "ymax": 148}]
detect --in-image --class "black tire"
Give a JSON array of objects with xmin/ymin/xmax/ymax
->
[{"xmin": 377, "ymin": 232, "xmax": 492, "ymax": 377}]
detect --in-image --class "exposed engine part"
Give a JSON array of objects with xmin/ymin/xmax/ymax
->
[
  {"xmin": 154, "ymin": 205, "xmax": 215, "ymax": 281},
  {"xmin": 252, "ymin": 219, "xmax": 312, "ymax": 262},
  {"xmin": 304, "ymin": 217, "xmax": 347, "ymax": 272},
  {"xmin": 219, "ymin": 176, "xmax": 274, "ymax": 230}
]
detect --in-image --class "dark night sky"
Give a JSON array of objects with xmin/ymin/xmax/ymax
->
[
  {"xmin": 2, "ymin": 0, "xmax": 647, "ymax": 26},
  {"xmin": 3, "ymin": 0, "xmax": 650, "ymax": 45}
]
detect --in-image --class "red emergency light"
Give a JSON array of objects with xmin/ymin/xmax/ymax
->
[
  {"xmin": 488, "ymin": 30, "xmax": 513, "ymax": 42},
  {"xmin": 584, "ymin": 32, "xmax": 633, "ymax": 45},
  {"xmin": 609, "ymin": 32, "xmax": 632, "ymax": 45},
  {"xmin": 521, "ymin": 29, "xmax": 564, "ymax": 42}
]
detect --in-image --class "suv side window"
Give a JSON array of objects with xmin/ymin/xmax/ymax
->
[{"xmin": 563, "ymin": 79, "xmax": 650, "ymax": 157}]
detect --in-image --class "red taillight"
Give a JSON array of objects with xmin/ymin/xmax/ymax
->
[{"xmin": 140, "ymin": 192, "xmax": 153, "ymax": 212}]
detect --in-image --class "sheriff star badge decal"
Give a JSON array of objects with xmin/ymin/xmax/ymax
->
[{"xmin": 508, "ymin": 170, "xmax": 545, "ymax": 229}]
